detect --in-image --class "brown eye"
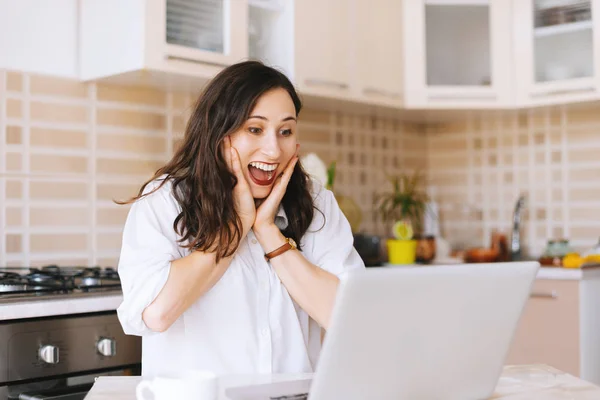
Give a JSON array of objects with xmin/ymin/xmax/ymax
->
[
  {"xmin": 248, "ymin": 127, "xmax": 262, "ymax": 134},
  {"xmin": 280, "ymin": 129, "xmax": 293, "ymax": 137}
]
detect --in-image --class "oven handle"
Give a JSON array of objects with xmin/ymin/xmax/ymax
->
[{"xmin": 17, "ymin": 382, "xmax": 93, "ymax": 400}]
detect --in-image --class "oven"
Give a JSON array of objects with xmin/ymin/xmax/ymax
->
[
  {"xmin": 0, "ymin": 266, "xmax": 142, "ymax": 400},
  {"xmin": 0, "ymin": 312, "xmax": 141, "ymax": 400}
]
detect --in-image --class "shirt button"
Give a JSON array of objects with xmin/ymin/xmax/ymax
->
[
  {"xmin": 251, "ymin": 239, "xmax": 257, "ymax": 244},
  {"xmin": 261, "ymin": 328, "xmax": 269, "ymax": 337}
]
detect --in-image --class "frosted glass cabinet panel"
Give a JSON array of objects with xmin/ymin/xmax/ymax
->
[
  {"xmin": 403, "ymin": 0, "xmax": 513, "ymax": 109},
  {"xmin": 514, "ymin": 0, "xmax": 600, "ymax": 106}
]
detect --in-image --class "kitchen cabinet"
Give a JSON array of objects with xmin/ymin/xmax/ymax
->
[
  {"xmin": 79, "ymin": 0, "xmax": 248, "ymax": 87},
  {"xmin": 505, "ymin": 276, "xmax": 600, "ymax": 385},
  {"xmin": 249, "ymin": 0, "xmax": 353, "ymax": 101},
  {"xmin": 402, "ymin": 0, "xmax": 513, "ymax": 109},
  {"xmin": 513, "ymin": 0, "xmax": 600, "ymax": 106},
  {"xmin": 250, "ymin": 0, "xmax": 405, "ymax": 107},
  {"xmin": 293, "ymin": 0, "xmax": 352, "ymax": 100},
  {"xmin": 354, "ymin": 0, "xmax": 405, "ymax": 108},
  {"xmin": 0, "ymin": 1, "xmax": 79, "ymax": 78}
]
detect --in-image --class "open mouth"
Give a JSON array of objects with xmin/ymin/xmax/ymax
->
[{"xmin": 248, "ymin": 161, "xmax": 279, "ymax": 186}]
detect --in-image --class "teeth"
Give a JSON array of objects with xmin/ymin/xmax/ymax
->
[
  {"xmin": 267, "ymin": 171, "xmax": 273, "ymax": 180},
  {"xmin": 249, "ymin": 162, "xmax": 277, "ymax": 172}
]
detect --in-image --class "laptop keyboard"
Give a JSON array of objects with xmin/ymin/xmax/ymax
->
[{"xmin": 269, "ymin": 394, "xmax": 309, "ymax": 400}]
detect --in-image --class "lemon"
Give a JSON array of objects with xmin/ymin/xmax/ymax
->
[
  {"xmin": 393, "ymin": 221, "xmax": 414, "ymax": 240},
  {"xmin": 563, "ymin": 253, "xmax": 583, "ymax": 269},
  {"xmin": 583, "ymin": 254, "xmax": 600, "ymax": 265}
]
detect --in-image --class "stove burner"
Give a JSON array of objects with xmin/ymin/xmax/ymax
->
[
  {"xmin": 0, "ymin": 272, "xmax": 30, "ymax": 293},
  {"xmin": 0, "ymin": 265, "xmax": 121, "ymax": 298}
]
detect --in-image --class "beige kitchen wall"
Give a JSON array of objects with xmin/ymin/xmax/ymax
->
[
  {"xmin": 0, "ymin": 69, "xmax": 426, "ymax": 267},
  {"xmin": 428, "ymin": 106, "xmax": 600, "ymax": 257}
]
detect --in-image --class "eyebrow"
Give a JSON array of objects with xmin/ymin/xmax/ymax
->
[{"xmin": 248, "ymin": 115, "xmax": 297, "ymax": 122}]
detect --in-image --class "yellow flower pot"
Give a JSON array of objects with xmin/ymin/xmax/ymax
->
[{"xmin": 387, "ymin": 239, "xmax": 417, "ymax": 265}]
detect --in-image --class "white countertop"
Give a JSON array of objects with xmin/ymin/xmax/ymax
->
[
  {"xmin": 385, "ymin": 259, "xmax": 600, "ymax": 281},
  {"xmin": 3, "ymin": 263, "xmax": 597, "ymax": 322},
  {"xmin": 84, "ymin": 364, "xmax": 600, "ymax": 400},
  {"xmin": 536, "ymin": 266, "xmax": 600, "ymax": 280},
  {"xmin": 0, "ymin": 293, "xmax": 123, "ymax": 321}
]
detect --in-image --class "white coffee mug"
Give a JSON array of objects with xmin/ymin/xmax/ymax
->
[
  {"xmin": 184, "ymin": 369, "xmax": 217, "ymax": 399},
  {"xmin": 136, "ymin": 370, "xmax": 217, "ymax": 400},
  {"xmin": 136, "ymin": 376, "xmax": 188, "ymax": 400}
]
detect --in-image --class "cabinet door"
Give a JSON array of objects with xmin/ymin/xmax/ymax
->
[
  {"xmin": 403, "ymin": 0, "xmax": 512, "ymax": 109},
  {"xmin": 505, "ymin": 280, "xmax": 581, "ymax": 377},
  {"xmin": 355, "ymin": 0, "xmax": 404, "ymax": 107},
  {"xmin": 148, "ymin": 0, "xmax": 248, "ymax": 67},
  {"xmin": 293, "ymin": 0, "xmax": 352, "ymax": 98},
  {"xmin": 513, "ymin": 0, "xmax": 600, "ymax": 106}
]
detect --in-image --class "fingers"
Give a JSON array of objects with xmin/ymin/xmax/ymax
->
[{"xmin": 273, "ymin": 155, "xmax": 299, "ymax": 193}]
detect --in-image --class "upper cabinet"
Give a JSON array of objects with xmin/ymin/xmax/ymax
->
[
  {"xmin": 79, "ymin": 0, "xmax": 248, "ymax": 86},
  {"xmin": 249, "ymin": 0, "xmax": 404, "ymax": 107},
  {"xmin": 513, "ymin": 0, "xmax": 600, "ymax": 106},
  {"xmin": 355, "ymin": 0, "xmax": 405, "ymax": 108},
  {"xmin": 249, "ymin": 0, "xmax": 353, "ymax": 101},
  {"xmin": 402, "ymin": 0, "xmax": 513, "ymax": 109},
  {"xmin": 293, "ymin": 0, "xmax": 353, "ymax": 100},
  {"xmin": 76, "ymin": 0, "xmax": 600, "ymax": 111}
]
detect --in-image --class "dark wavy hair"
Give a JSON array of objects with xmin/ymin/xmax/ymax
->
[{"xmin": 116, "ymin": 61, "xmax": 315, "ymax": 262}]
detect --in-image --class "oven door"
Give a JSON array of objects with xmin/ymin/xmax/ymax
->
[{"xmin": 4, "ymin": 367, "xmax": 140, "ymax": 400}]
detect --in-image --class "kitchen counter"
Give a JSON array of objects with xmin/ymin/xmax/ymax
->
[
  {"xmin": 0, "ymin": 292, "xmax": 123, "ymax": 320},
  {"xmin": 84, "ymin": 364, "xmax": 600, "ymax": 399},
  {"xmin": 386, "ymin": 260, "xmax": 600, "ymax": 281},
  {"xmin": 535, "ymin": 265, "xmax": 600, "ymax": 280}
]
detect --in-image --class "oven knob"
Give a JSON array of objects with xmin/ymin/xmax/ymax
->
[
  {"xmin": 96, "ymin": 337, "xmax": 116, "ymax": 357},
  {"xmin": 39, "ymin": 345, "xmax": 59, "ymax": 364}
]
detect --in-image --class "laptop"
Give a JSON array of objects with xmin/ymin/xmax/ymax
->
[{"xmin": 226, "ymin": 261, "xmax": 540, "ymax": 400}]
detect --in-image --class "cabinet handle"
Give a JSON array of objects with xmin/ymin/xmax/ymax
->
[
  {"xmin": 304, "ymin": 79, "xmax": 349, "ymax": 90},
  {"xmin": 427, "ymin": 93, "xmax": 497, "ymax": 101},
  {"xmin": 363, "ymin": 87, "xmax": 401, "ymax": 99},
  {"xmin": 530, "ymin": 290, "xmax": 558, "ymax": 299},
  {"xmin": 530, "ymin": 86, "xmax": 596, "ymax": 98}
]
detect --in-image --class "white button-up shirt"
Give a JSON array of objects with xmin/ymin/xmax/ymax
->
[{"xmin": 116, "ymin": 177, "xmax": 365, "ymax": 378}]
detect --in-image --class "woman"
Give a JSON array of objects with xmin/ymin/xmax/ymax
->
[{"xmin": 116, "ymin": 60, "xmax": 365, "ymax": 378}]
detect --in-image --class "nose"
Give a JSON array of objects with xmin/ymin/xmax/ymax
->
[{"xmin": 260, "ymin": 131, "xmax": 282, "ymax": 160}]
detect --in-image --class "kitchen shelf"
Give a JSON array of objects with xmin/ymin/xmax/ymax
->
[{"xmin": 534, "ymin": 20, "xmax": 593, "ymax": 38}]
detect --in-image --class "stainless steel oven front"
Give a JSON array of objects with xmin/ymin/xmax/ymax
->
[{"xmin": 0, "ymin": 311, "xmax": 141, "ymax": 400}]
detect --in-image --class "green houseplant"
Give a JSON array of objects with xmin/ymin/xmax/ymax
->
[{"xmin": 374, "ymin": 170, "xmax": 430, "ymax": 264}]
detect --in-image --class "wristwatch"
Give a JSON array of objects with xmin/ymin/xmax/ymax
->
[{"xmin": 264, "ymin": 237, "xmax": 297, "ymax": 262}]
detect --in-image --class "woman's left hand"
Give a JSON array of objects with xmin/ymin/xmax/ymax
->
[{"xmin": 253, "ymin": 151, "xmax": 299, "ymax": 233}]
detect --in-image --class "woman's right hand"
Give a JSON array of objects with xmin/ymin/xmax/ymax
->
[{"xmin": 224, "ymin": 136, "xmax": 256, "ymax": 234}]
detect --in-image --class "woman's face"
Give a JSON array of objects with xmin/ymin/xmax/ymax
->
[{"xmin": 229, "ymin": 88, "xmax": 299, "ymax": 199}]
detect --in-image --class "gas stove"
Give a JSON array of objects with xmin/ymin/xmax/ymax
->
[
  {"xmin": 0, "ymin": 265, "xmax": 121, "ymax": 302},
  {"xmin": 0, "ymin": 265, "xmax": 141, "ymax": 400}
]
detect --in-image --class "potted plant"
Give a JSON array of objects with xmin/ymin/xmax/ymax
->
[{"xmin": 374, "ymin": 170, "xmax": 430, "ymax": 264}]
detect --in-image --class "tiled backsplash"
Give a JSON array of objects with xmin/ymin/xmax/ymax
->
[
  {"xmin": 2, "ymin": 69, "xmax": 599, "ymax": 266},
  {"xmin": 428, "ymin": 107, "xmax": 600, "ymax": 257},
  {"xmin": 0, "ymin": 70, "xmax": 426, "ymax": 267}
]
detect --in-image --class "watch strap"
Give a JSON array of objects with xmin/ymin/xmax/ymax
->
[{"xmin": 264, "ymin": 238, "xmax": 296, "ymax": 261}]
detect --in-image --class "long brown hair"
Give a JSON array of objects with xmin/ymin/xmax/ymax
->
[{"xmin": 116, "ymin": 61, "xmax": 315, "ymax": 262}]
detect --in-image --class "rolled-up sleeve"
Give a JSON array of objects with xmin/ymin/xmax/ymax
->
[
  {"xmin": 117, "ymin": 180, "xmax": 182, "ymax": 336},
  {"xmin": 307, "ymin": 184, "xmax": 366, "ymax": 279}
]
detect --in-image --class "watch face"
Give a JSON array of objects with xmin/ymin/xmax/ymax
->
[{"xmin": 289, "ymin": 238, "xmax": 297, "ymax": 249}]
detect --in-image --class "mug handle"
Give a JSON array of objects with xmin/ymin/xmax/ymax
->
[{"xmin": 136, "ymin": 380, "xmax": 153, "ymax": 400}]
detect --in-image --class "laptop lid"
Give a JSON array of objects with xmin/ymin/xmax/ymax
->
[{"xmin": 308, "ymin": 262, "xmax": 539, "ymax": 400}]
